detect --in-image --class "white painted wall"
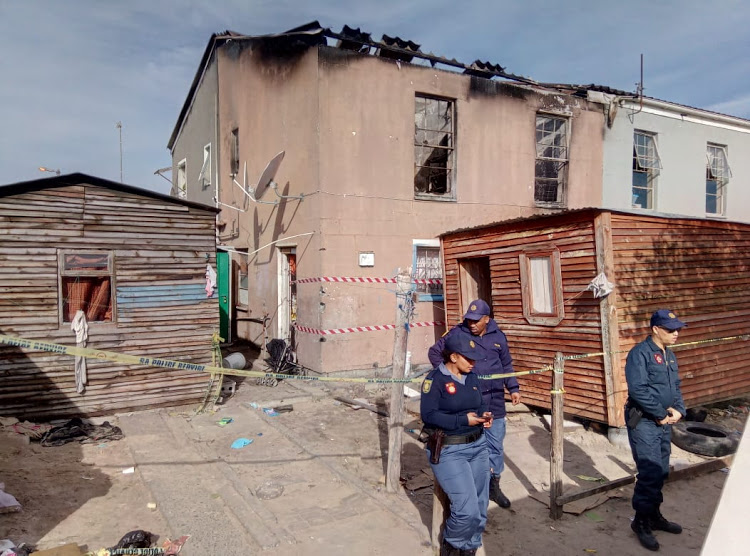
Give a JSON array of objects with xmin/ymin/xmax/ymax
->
[{"xmin": 601, "ymin": 98, "xmax": 750, "ymax": 223}]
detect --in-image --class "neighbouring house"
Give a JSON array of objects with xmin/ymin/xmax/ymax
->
[
  {"xmin": 167, "ymin": 21, "xmax": 607, "ymax": 374},
  {"xmin": 0, "ymin": 173, "xmax": 220, "ymax": 418},
  {"xmin": 587, "ymin": 89, "xmax": 750, "ymax": 220},
  {"xmin": 439, "ymin": 208, "xmax": 750, "ymax": 426}
]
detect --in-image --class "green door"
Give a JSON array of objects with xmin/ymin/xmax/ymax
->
[{"xmin": 217, "ymin": 250, "xmax": 230, "ymax": 342}]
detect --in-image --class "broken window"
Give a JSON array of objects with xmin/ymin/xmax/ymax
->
[
  {"xmin": 632, "ymin": 131, "xmax": 661, "ymax": 209},
  {"xmin": 230, "ymin": 128, "xmax": 240, "ymax": 177},
  {"xmin": 176, "ymin": 159, "xmax": 187, "ymax": 199},
  {"xmin": 59, "ymin": 251, "xmax": 114, "ymax": 324},
  {"xmin": 199, "ymin": 143, "xmax": 211, "ymax": 189},
  {"xmin": 414, "ymin": 95, "xmax": 455, "ymax": 199},
  {"xmin": 535, "ymin": 115, "xmax": 569, "ymax": 206},
  {"xmin": 706, "ymin": 144, "xmax": 730, "ymax": 216},
  {"xmin": 519, "ymin": 250, "xmax": 564, "ymax": 326},
  {"xmin": 413, "ymin": 240, "xmax": 443, "ymax": 301}
]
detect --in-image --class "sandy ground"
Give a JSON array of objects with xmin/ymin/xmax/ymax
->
[{"xmin": 1, "ymin": 379, "xmax": 747, "ymax": 556}]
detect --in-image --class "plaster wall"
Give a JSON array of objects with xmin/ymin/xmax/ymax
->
[
  {"xmin": 315, "ymin": 48, "xmax": 604, "ymax": 372},
  {"xmin": 171, "ymin": 57, "xmax": 219, "ymax": 207}
]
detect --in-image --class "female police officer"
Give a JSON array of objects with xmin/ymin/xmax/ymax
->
[{"xmin": 421, "ymin": 331, "xmax": 493, "ymax": 556}]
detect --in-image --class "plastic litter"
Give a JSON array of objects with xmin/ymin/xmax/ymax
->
[
  {"xmin": 262, "ymin": 408, "xmax": 279, "ymax": 417},
  {"xmin": 231, "ymin": 437, "xmax": 253, "ymax": 449},
  {"xmin": 217, "ymin": 417, "xmax": 233, "ymax": 426},
  {"xmin": 122, "ymin": 467, "xmax": 135, "ymax": 474}
]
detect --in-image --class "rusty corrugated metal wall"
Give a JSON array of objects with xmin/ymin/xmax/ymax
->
[
  {"xmin": 442, "ymin": 211, "xmax": 608, "ymax": 422},
  {"xmin": 611, "ymin": 213, "xmax": 750, "ymax": 410}
]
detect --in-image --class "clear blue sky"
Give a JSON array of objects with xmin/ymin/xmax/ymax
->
[{"xmin": 1, "ymin": 1, "xmax": 748, "ymax": 194}]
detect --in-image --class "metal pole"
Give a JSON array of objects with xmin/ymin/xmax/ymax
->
[{"xmin": 116, "ymin": 121, "xmax": 123, "ymax": 182}]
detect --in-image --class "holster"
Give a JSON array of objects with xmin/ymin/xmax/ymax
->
[
  {"xmin": 627, "ymin": 406, "xmax": 643, "ymax": 428},
  {"xmin": 423, "ymin": 428, "xmax": 445, "ymax": 464}
]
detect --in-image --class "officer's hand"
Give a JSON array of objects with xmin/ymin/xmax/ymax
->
[
  {"xmin": 466, "ymin": 412, "xmax": 486, "ymax": 426},
  {"xmin": 511, "ymin": 392, "xmax": 521, "ymax": 405},
  {"xmin": 667, "ymin": 407, "xmax": 682, "ymax": 425},
  {"xmin": 657, "ymin": 414, "xmax": 671, "ymax": 425},
  {"xmin": 481, "ymin": 412, "xmax": 494, "ymax": 428}
]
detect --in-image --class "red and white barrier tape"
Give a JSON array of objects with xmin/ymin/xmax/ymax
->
[
  {"xmin": 296, "ymin": 321, "xmax": 444, "ymax": 335},
  {"xmin": 294, "ymin": 276, "xmax": 442, "ymax": 285}
]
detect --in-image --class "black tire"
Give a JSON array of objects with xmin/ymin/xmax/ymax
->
[{"xmin": 671, "ymin": 421, "xmax": 739, "ymax": 457}]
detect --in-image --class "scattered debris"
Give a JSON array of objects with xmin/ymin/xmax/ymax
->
[
  {"xmin": 231, "ymin": 438, "xmax": 253, "ymax": 449},
  {"xmin": 39, "ymin": 418, "xmax": 123, "ymax": 447},
  {"xmin": 147, "ymin": 502, "xmax": 158, "ymax": 510},
  {"xmin": 333, "ymin": 396, "xmax": 388, "ymax": 417},
  {"xmin": 262, "ymin": 408, "xmax": 279, "ymax": 417},
  {"xmin": 0, "ymin": 484, "xmax": 21, "ymax": 513},
  {"xmin": 255, "ymin": 481, "xmax": 284, "ymax": 500},
  {"xmin": 274, "ymin": 404, "xmax": 294, "ymax": 413},
  {"xmin": 217, "ymin": 417, "xmax": 234, "ymax": 426},
  {"xmin": 584, "ymin": 510, "xmax": 605, "ymax": 522},
  {"xmin": 575, "ymin": 474, "xmax": 605, "ymax": 483},
  {"xmin": 122, "ymin": 467, "xmax": 135, "ymax": 474}
]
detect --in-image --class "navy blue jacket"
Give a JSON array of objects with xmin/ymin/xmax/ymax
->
[
  {"xmin": 625, "ymin": 336, "xmax": 686, "ymax": 421},
  {"xmin": 428, "ymin": 320, "xmax": 519, "ymax": 418},
  {"xmin": 420, "ymin": 364, "xmax": 487, "ymax": 436}
]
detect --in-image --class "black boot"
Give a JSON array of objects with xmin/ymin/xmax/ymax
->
[
  {"xmin": 440, "ymin": 538, "xmax": 460, "ymax": 556},
  {"xmin": 460, "ymin": 549, "xmax": 477, "ymax": 556},
  {"xmin": 650, "ymin": 509, "xmax": 682, "ymax": 534},
  {"xmin": 489, "ymin": 475, "xmax": 511, "ymax": 508},
  {"xmin": 631, "ymin": 513, "xmax": 659, "ymax": 551}
]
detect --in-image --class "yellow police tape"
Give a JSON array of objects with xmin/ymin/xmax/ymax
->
[
  {"xmin": 4, "ymin": 333, "xmax": 745, "ymax": 385},
  {"xmin": 0, "ymin": 333, "xmax": 547, "ymax": 384},
  {"xmin": 562, "ymin": 334, "xmax": 750, "ymax": 361}
]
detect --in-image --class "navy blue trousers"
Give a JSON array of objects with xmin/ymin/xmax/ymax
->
[
  {"xmin": 427, "ymin": 435, "xmax": 490, "ymax": 550},
  {"xmin": 627, "ymin": 419, "xmax": 672, "ymax": 515}
]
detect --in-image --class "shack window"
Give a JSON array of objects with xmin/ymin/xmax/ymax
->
[
  {"xmin": 535, "ymin": 115, "xmax": 568, "ymax": 206},
  {"xmin": 59, "ymin": 251, "xmax": 115, "ymax": 324},
  {"xmin": 706, "ymin": 144, "xmax": 730, "ymax": 216},
  {"xmin": 413, "ymin": 240, "xmax": 443, "ymax": 301},
  {"xmin": 632, "ymin": 131, "xmax": 660, "ymax": 209},
  {"xmin": 519, "ymin": 250, "xmax": 563, "ymax": 326},
  {"xmin": 230, "ymin": 128, "xmax": 239, "ymax": 177},
  {"xmin": 176, "ymin": 159, "xmax": 187, "ymax": 199},
  {"xmin": 199, "ymin": 143, "xmax": 211, "ymax": 189},
  {"xmin": 414, "ymin": 95, "xmax": 455, "ymax": 200}
]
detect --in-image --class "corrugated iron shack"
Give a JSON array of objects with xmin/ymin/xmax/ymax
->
[
  {"xmin": 0, "ymin": 174, "xmax": 219, "ymax": 418},
  {"xmin": 440, "ymin": 208, "xmax": 750, "ymax": 426}
]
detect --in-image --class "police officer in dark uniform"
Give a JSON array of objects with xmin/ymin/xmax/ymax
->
[
  {"xmin": 421, "ymin": 330, "xmax": 493, "ymax": 556},
  {"xmin": 625, "ymin": 309, "xmax": 687, "ymax": 551},
  {"xmin": 428, "ymin": 299, "xmax": 520, "ymax": 509}
]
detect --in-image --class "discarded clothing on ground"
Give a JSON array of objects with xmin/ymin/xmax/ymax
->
[{"xmin": 40, "ymin": 418, "xmax": 123, "ymax": 447}]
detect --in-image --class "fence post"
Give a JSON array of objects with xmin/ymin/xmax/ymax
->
[
  {"xmin": 550, "ymin": 351, "xmax": 565, "ymax": 519},
  {"xmin": 386, "ymin": 268, "xmax": 411, "ymax": 493}
]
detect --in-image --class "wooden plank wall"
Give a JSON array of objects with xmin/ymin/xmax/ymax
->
[
  {"xmin": 0, "ymin": 183, "xmax": 218, "ymax": 418},
  {"xmin": 442, "ymin": 212, "xmax": 608, "ymax": 422},
  {"xmin": 611, "ymin": 214, "xmax": 750, "ymax": 409}
]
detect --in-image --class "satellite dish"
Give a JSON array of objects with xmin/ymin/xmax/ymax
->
[{"xmin": 253, "ymin": 151, "xmax": 285, "ymax": 200}]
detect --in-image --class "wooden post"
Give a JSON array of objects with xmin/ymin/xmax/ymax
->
[
  {"xmin": 550, "ymin": 352, "xmax": 565, "ymax": 519},
  {"xmin": 386, "ymin": 268, "xmax": 411, "ymax": 493}
]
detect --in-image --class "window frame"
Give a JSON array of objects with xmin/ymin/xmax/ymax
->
[
  {"xmin": 632, "ymin": 131, "xmax": 660, "ymax": 210},
  {"xmin": 534, "ymin": 113, "xmax": 570, "ymax": 208},
  {"xmin": 519, "ymin": 249, "xmax": 564, "ymax": 326},
  {"xmin": 176, "ymin": 158, "xmax": 187, "ymax": 199},
  {"xmin": 233, "ymin": 249, "xmax": 249, "ymax": 312},
  {"xmin": 58, "ymin": 249, "xmax": 117, "ymax": 326},
  {"xmin": 706, "ymin": 143, "xmax": 731, "ymax": 217},
  {"xmin": 199, "ymin": 143, "xmax": 212, "ymax": 189},
  {"xmin": 412, "ymin": 239, "xmax": 444, "ymax": 302},
  {"xmin": 414, "ymin": 94, "xmax": 456, "ymax": 202}
]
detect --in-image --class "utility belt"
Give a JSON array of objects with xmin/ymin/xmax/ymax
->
[
  {"xmin": 625, "ymin": 404, "xmax": 674, "ymax": 428},
  {"xmin": 419, "ymin": 427, "xmax": 483, "ymax": 464}
]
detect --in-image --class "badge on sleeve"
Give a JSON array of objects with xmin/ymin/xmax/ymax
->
[
  {"xmin": 445, "ymin": 382, "xmax": 457, "ymax": 395},
  {"xmin": 422, "ymin": 379, "xmax": 433, "ymax": 394},
  {"xmin": 654, "ymin": 353, "xmax": 664, "ymax": 364}
]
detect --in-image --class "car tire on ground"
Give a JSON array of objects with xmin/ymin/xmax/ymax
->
[{"xmin": 671, "ymin": 421, "xmax": 739, "ymax": 457}]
